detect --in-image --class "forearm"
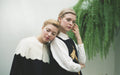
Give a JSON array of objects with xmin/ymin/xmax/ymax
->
[
  {"xmin": 77, "ymin": 44, "xmax": 86, "ymax": 64},
  {"xmin": 76, "ymin": 35, "xmax": 83, "ymax": 45}
]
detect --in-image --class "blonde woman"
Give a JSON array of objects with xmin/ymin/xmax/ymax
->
[
  {"xmin": 10, "ymin": 19, "xmax": 60, "ymax": 75},
  {"xmin": 49, "ymin": 8, "xmax": 86, "ymax": 75}
]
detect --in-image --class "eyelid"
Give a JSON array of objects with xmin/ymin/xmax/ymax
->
[
  {"xmin": 66, "ymin": 18, "xmax": 75, "ymax": 23},
  {"xmin": 46, "ymin": 28, "xmax": 57, "ymax": 36},
  {"xmin": 73, "ymin": 21, "xmax": 76, "ymax": 24},
  {"xmin": 46, "ymin": 28, "xmax": 50, "ymax": 31},
  {"xmin": 67, "ymin": 18, "xmax": 71, "ymax": 21},
  {"xmin": 52, "ymin": 32, "xmax": 57, "ymax": 36}
]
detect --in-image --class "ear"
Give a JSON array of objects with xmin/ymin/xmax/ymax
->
[
  {"xmin": 58, "ymin": 17, "xmax": 61, "ymax": 22},
  {"xmin": 42, "ymin": 26, "xmax": 44, "ymax": 29}
]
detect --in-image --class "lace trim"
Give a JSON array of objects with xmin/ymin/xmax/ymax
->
[{"xmin": 15, "ymin": 53, "xmax": 49, "ymax": 63}]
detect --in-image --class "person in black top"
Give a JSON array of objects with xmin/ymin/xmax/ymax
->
[
  {"xmin": 10, "ymin": 19, "xmax": 60, "ymax": 75},
  {"xmin": 49, "ymin": 8, "xmax": 86, "ymax": 75}
]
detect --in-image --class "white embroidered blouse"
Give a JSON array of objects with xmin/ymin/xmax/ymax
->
[{"xmin": 50, "ymin": 32, "xmax": 86, "ymax": 72}]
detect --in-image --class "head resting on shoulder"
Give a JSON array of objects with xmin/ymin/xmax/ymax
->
[{"xmin": 42, "ymin": 19, "xmax": 60, "ymax": 35}]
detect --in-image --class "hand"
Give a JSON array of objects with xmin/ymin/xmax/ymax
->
[
  {"xmin": 72, "ymin": 24, "xmax": 80, "ymax": 36},
  {"xmin": 72, "ymin": 24, "xmax": 83, "ymax": 44},
  {"xmin": 80, "ymin": 64, "xmax": 85, "ymax": 69}
]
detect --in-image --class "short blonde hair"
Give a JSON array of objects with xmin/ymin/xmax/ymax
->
[
  {"xmin": 58, "ymin": 8, "xmax": 76, "ymax": 18},
  {"xmin": 43, "ymin": 19, "xmax": 60, "ymax": 34}
]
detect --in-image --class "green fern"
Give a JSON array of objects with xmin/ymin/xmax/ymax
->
[{"xmin": 68, "ymin": 0, "xmax": 120, "ymax": 59}]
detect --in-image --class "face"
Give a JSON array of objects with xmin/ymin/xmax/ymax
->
[
  {"xmin": 59, "ymin": 13, "xmax": 76, "ymax": 33},
  {"xmin": 41, "ymin": 24, "xmax": 59, "ymax": 43}
]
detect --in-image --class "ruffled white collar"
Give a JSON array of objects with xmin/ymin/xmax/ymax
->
[
  {"xmin": 58, "ymin": 32, "xmax": 69, "ymax": 40},
  {"xmin": 15, "ymin": 36, "xmax": 49, "ymax": 63}
]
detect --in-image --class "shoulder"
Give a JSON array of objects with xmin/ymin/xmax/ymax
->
[
  {"xmin": 51, "ymin": 37, "xmax": 63, "ymax": 44},
  {"xmin": 20, "ymin": 36, "xmax": 36, "ymax": 44},
  {"xmin": 50, "ymin": 37, "xmax": 67, "ymax": 49}
]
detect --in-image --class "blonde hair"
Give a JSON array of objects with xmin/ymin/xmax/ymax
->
[
  {"xmin": 43, "ymin": 19, "xmax": 60, "ymax": 34},
  {"xmin": 58, "ymin": 8, "xmax": 76, "ymax": 18}
]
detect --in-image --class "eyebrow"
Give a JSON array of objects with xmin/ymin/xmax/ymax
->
[
  {"xmin": 52, "ymin": 31, "xmax": 57, "ymax": 34},
  {"xmin": 47, "ymin": 28, "xmax": 57, "ymax": 33}
]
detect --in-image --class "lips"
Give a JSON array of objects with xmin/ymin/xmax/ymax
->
[
  {"xmin": 46, "ymin": 37, "xmax": 50, "ymax": 40},
  {"xmin": 67, "ymin": 26, "xmax": 72, "ymax": 29}
]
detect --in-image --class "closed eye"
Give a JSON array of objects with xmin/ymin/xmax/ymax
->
[
  {"xmin": 52, "ymin": 32, "xmax": 57, "ymax": 36},
  {"xmin": 46, "ymin": 28, "xmax": 51, "ymax": 32}
]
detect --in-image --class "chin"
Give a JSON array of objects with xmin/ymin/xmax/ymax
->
[
  {"xmin": 45, "ymin": 40, "xmax": 50, "ymax": 43},
  {"xmin": 66, "ymin": 29, "xmax": 71, "ymax": 32}
]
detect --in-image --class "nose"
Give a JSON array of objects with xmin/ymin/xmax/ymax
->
[
  {"xmin": 69, "ymin": 21, "xmax": 73, "ymax": 26},
  {"xmin": 48, "ymin": 32, "xmax": 52, "ymax": 36}
]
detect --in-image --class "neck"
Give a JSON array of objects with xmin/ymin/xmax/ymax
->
[{"xmin": 60, "ymin": 30, "xmax": 67, "ymax": 34}]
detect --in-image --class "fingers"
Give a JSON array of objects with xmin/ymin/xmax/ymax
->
[
  {"xmin": 72, "ymin": 24, "xmax": 79, "ymax": 33},
  {"xmin": 80, "ymin": 64, "xmax": 85, "ymax": 69},
  {"xmin": 74, "ymin": 23, "xmax": 78, "ymax": 28},
  {"xmin": 73, "ymin": 24, "xmax": 79, "ymax": 30}
]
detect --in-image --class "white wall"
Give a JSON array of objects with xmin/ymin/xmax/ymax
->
[
  {"xmin": 114, "ymin": 31, "xmax": 120, "ymax": 75},
  {"xmin": 82, "ymin": 47, "xmax": 115, "ymax": 75}
]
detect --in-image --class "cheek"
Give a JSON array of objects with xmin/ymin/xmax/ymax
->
[
  {"xmin": 50, "ymin": 36, "xmax": 56, "ymax": 40},
  {"xmin": 63, "ymin": 20, "xmax": 67, "ymax": 24},
  {"xmin": 61, "ymin": 21, "xmax": 67, "ymax": 27},
  {"xmin": 42, "ymin": 30, "xmax": 48, "ymax": 37},
  {"xmin": 71, "ymin": 25, "xmax": 74, "ymax": 28}
]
